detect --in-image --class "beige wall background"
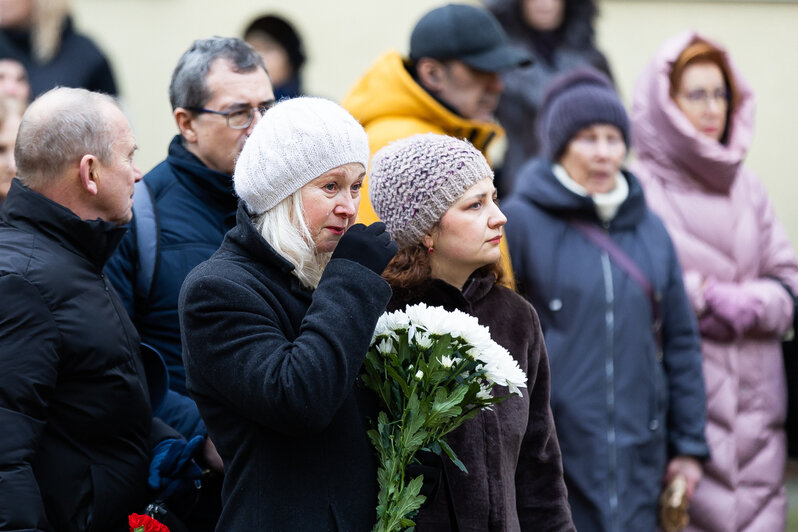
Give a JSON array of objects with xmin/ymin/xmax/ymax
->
[{"xmin": 72, "ymin": 0, "xmax": 798, "ymax": 245}]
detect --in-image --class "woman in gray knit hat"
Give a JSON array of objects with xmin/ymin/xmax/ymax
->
[
  {"xmin": 369, "ymin": 132, "xmax": 574, "ymax": 531},
  {"xmin": 179, "ymin": 96, "xmax": 397, "ymax": 531},
  {"xmin": 501, "ymin": 67, "xmax": 709, "ymax": 531}
]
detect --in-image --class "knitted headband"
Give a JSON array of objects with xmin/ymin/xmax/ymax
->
[
  {"xmin": 369, "ymin": 133, "xmax": 493, "ymax": 247},
  {"xmin": 234, "ymin": 96, "xmax": 369, "ymax": 215},
  {"xmin": 538, "ymin": 67, "xmax": 630, "ymax": 160}
]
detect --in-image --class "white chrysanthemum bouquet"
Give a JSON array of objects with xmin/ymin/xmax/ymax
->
[{"xmin": 362, "ymin": 303, "xmax": 527, "ymax": 532}]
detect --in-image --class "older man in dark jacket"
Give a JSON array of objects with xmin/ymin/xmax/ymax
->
[{"xmin": 0, "ymin": 88, "xmax": 177, "ymax": 531}]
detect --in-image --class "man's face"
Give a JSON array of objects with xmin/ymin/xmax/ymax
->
[
  {"xmin": 181, "ymin": 59, "xmax": 274, "ymax": 175},
  {"xmin": 435, "ymin": 60, "xmax": 503, "ymax": 123},
  {"xmin": 94, "ymin": 105, "xmax": 142, "ymax": 225}
]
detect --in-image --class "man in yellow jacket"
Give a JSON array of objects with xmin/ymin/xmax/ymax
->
[{"xmin": 343, "ymin": 3, "xmax": 531, "ymax": 283}]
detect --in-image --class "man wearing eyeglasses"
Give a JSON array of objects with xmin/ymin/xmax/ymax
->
[{"xmin": 105, "ymin": 37, "xmax": 274, "ymax": 529}]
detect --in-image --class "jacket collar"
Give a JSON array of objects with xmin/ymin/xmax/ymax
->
[
  {"xmin": 390, "ymin": 269, "xmax": 497, "ymax": 312},
  {"xmin": 227, "ymin": 204, "xmax": 314, "ymax": 296},
  {"xmin": 167, "ymin": 135, "xmax": 239, "ymax": 214},
  {"xmin": 0, "ymin": 179, "xmax": 127, "ymax": 269},
  {"xmin": 513, "ymin": 158, "xmax": 647, "ymax": 230},
  {"xmin": 227, "ymin": 205, "xmax": 293, "ymax": 272}
]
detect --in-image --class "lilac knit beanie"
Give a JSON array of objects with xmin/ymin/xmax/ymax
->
[
  {"xmin": 369, "ymin": 133, "xmax": 492, "ymax": 247},
  {"xmin": 539, "ymin": 66, "xmax": 629, "ymax": 160}
]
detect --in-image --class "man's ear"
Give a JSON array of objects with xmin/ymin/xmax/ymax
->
[
  {"xmin": 79, "ymin": 154, "xmax": 99, "ymax": 196},
  {"xmin": 174, "ymin": 108, "xmax": 197, "ymax": 143},
  {"xmin": 416, "ymin": 58, "xmax": 446, "ymax": 93}
]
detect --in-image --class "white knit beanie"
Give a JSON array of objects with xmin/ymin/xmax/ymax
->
[{"xmin": 234, "ymin": 97, "xmax": 370, "ymax": 215}]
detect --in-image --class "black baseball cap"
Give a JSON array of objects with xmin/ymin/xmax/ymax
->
[{"xmin": 409, "ymin": 3, "xmax": 532, "ymax": 72}]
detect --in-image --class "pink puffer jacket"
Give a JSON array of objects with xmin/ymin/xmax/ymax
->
[{"xmin": 631, "ymin": 31, "xmax": 798, "ymax": 532}]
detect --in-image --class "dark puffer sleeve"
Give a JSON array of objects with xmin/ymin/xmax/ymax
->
[{"xmin": 0, "ymin": 274, "xmax": 58, "ymax": 531}]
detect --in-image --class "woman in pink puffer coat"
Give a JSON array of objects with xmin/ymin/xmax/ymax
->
[{"xmin": 631, "ymin": 31, "xmax": 798, "ymax": 531}]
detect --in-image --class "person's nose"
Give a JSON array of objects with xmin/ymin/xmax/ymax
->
[
  {"xmin": 333, "ymin": 193, "xmax": 357, "ymax": 219},
  {"xmin": 246, "ymin": 109, "xmax": 262, "ymax": 135},
  {"xmin": 594, "ymin": 139, "xmax": 611, "ymax": 159},
  {"xmin": 706, "ymin": 97, "xmax": 724, "ymax": 115},
  {"xmin": 133, "ymin": 163, "xmax": 143, "ymax": 182},
  {"xmin": 489, "ymin": 203, "xmax": 507, "ymax": 228},
  {"xmin": 487, "ymin": 73, "xmax": 503, "ymax": 93}
]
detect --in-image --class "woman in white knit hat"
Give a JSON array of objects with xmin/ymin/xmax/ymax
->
[
  {"xmin": 369, "ymin": 132, "xmax": 574, "ymax": 531},
  {"xmin": 178, "ymin": 96, "xmax": 397, "ymax": 531}
]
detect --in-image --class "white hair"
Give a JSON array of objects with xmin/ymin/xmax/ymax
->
[{"xmin": 254, "ymin": 189, "xmax": 331, "ymax": 289}]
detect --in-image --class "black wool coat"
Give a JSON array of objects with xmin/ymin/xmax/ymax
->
[
  {"xmin": 0, "ymin": 180, "xmax": 167, "ymax": 532},
  {"xmin": 179, "ymin": 205, "xmax": 392, "ymax": 531},
  {"xmin": 389, "ymin": 272, "xmax": 574, "ymax": 531}
]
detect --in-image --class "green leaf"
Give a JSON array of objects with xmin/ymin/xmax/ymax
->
[
  {"xmin": 439, "ymin": 439, "xmax": 469, "ymax": 474},
  {"xmin": 386, "ymin": 365, "xmax": 411, "ymax": 398}
]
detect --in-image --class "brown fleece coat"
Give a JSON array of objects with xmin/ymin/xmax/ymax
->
[{"xmin": 388, "ymin": 272, "xmax": 574, "ymax": 531}]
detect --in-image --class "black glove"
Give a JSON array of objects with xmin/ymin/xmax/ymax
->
[{"xmin": 331, "ymin": 222, "xmax": 398, "ymax": 275}]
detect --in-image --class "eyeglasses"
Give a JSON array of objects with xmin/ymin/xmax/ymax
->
[
  {"xmin": 678, "ymin": 89, "xmax": 729, "ymax": 106},
  {"xmin": 186, "ymin": 102, "xmax": 275, "ymax": 129}
]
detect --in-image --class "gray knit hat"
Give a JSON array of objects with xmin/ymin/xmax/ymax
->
[
  {"xmin": 369, "ymin": 133, "xmax": 492, "ymax": 247},
  {"xmin": 234, "ymin": 97, "xmax": 370, "ymax": 215},
  {"xmin": 539, "ymin": 67, "xmax": 629, "ymax": 160}
]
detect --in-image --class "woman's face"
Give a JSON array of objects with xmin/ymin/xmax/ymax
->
[
  {"xmin": 246, "ymin": 34, "xmax": 293, "ymax": 88},
  {"xmin": 424, "ymin": 177, "xmax": 506, "ymax": 287},
  {"xmin": 300, "ymin": 162, "xmax": 364, "ymax": 253},
  {"xmin": 0, "ymin": 110, "xmax": 20, "ymax": 201},
  {"xmin": 0, "ymin": 0, "xmax": 34, "ymax": 29},
  {"xmin": 559, "ymin": 124, "xmax": 626, "ymax": 195},
  {"xmin": 522, "ymin": 0, "xmax": 564, "ymax": 32},
  {"xmin": 674, "ymin": 62, "xmax": 728, "ymax": 142}
]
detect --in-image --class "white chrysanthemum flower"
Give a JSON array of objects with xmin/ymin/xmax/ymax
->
[
  {"xmin": 476, "ymin": 385, "xmax": 492, "ymax": 401},
  {"xmin": 414, "ymin": 331, "xmax": 433, "ymax": 350},
  {"xmin": 373, "ymin": 309, "xmax": 411, "ymax": 340},
  {"xmin": 405, "ymin": 303, "xmax": 470, "ymax": 338},
  {"xmin": 414, "ymin": 369, "xmax": 424, "ymax": 380},
  {"xmin": 376, "ymin": 338, "xmax": 394, "ymax": 355},
  {"xmin": 439, "ymin": 355, "xmax": 455, "ymax": 368}
]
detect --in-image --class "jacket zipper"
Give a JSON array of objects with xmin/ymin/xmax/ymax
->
[{"xmin": 600, "ymin": 252, "xmax": 620, "ymax": 532}]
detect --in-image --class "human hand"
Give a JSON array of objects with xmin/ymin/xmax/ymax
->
[
  {"xmin": 331, "ymin": 222, "xmax": 398, "ymax": 275},
  {"xmin": 704, "ymin": 281, "xmax": 762, "ymax": 338},
  {"xmin": 148, "ymin": 435, "xmax": 204, "ymax": 498},
  {"xmin": 202, "ymin": 436, "xmax": 224, "ymax": 474},
  {"xmin": 665, "ymin": 455, "xmax": 702, "ymax": 503},
  {"xmin": 698, "ymin": 313, "xmax": 736, "ymax": 342}
]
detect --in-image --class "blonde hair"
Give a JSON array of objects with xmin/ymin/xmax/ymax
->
[
  {"xmin": 32, "ymin": 0, "xmax": 70, "ymax": 63},
  {"xmin": 253, "ymin": 189, "xmax": 331, "ymax": 289}
]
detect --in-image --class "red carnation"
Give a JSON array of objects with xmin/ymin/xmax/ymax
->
[{"xmin": 129, "ymin": 513, "xmax": 170, "ymax": 532}]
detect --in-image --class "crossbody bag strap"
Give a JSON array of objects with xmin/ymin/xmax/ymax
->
[{"xmin": 570, "ymin": 219, "xmax": 663, "ymax": 350}]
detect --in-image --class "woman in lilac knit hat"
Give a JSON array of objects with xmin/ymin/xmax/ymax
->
[
  {"xmin": 369, "ymin": 132, "xmax": 574, "ymax": 531},
  {"xmin": 631, "ymin": 32, "xmax": 798, "ymax": 531}
]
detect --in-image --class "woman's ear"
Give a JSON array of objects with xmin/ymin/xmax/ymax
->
[{"xmin": 422, "ymin": 234, "xmax": 435, "ymax": 251}]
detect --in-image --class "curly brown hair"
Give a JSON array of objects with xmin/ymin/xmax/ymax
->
[{"xmin": 382, "ymin": 242, "xmax": 506, "ymax": 292}]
